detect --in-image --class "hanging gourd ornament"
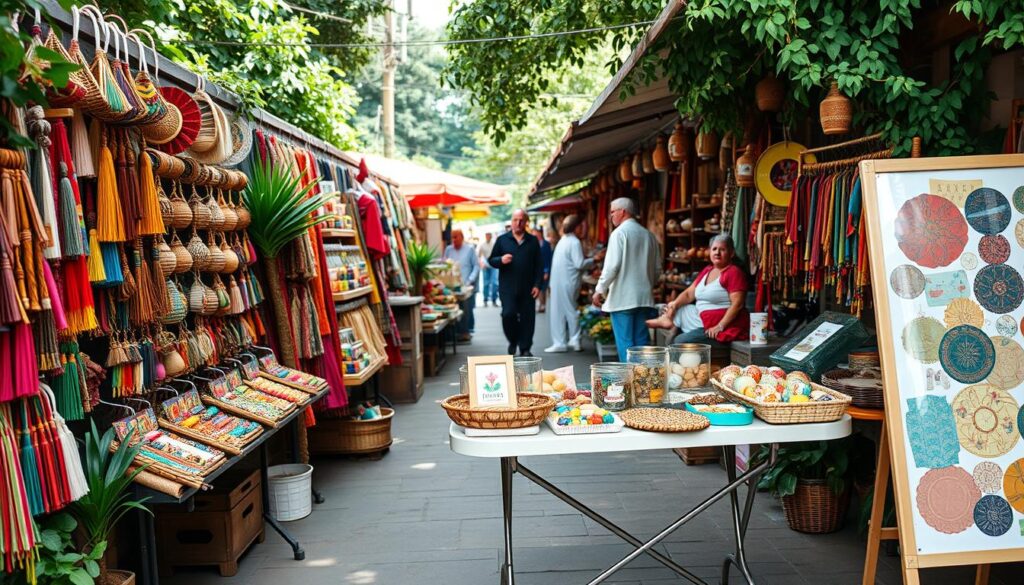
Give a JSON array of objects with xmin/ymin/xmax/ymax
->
[
  {"xmin": 820, "ymin": 81, "xmax": 852, "ymax": 135},
  {"xmin": 735, "ymin": 144, "xmax": 755, "ymax": 187}
]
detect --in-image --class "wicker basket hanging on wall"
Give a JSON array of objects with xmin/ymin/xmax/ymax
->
[
  {"xmin": 652, "ymin": 135, "xmax": 671, "ymax": 171},
  {"xmin": 820, "ymin": 82, "xmax": 852, "ymax": 135},
  {"xmin": 756, "ymin": 74, "xmax": 785, "ymax": 112}
]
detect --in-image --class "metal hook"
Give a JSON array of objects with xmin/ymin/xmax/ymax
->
[
  {"xmin": 97, "ymin": 397, "xmax": 135, "ymax": 416},
  {"xmin": 125, "ymin": 396, "xmax": 151, "ymax": 411},
  {"xmin": 169, "ymin": 378, "xmax": 198, "ymax": 392}
]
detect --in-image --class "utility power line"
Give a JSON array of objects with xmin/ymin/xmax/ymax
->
[{"xmin": 179, "ymin": 17, "xmax": 661, "ymax": 49}]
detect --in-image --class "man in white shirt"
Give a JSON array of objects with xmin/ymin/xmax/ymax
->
[{"xmin": 592, "ymin": 197, "xmax": 660, "ymax": 361}]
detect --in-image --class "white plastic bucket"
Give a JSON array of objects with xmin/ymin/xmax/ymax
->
[
  {"xmin": 267, "ymin": 463, "xmax": 313, "ymax": 521},
  {"xmin": 750, "ymin": 312, "xmax": 768, "ymax": 345}
]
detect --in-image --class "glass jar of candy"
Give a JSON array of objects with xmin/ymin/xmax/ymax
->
[
  {"xmin": 667, "ymin": 343, "xmax": 712, "ymax": 393},
  {"xmin": 513, "ymin": 356, "xmax": 543, "ymax": 393},
  {"xmin": 590, "ymin": 362, "xmax": 632, "ymax": 411},
  {"xmin": 626, "ymin": 346, "xmax": 668, "ymax": 406}
]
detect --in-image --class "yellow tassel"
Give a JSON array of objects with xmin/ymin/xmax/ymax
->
[
  {"xmin": 96, "ymin": 144, "xmax": 125, "ymax": 242},
  {"xmin": 137, "ymin": 149, "xmax": 164, "ymax": 235},
  {"xmin": 86, "ymin": 228, "xmax": 107, "ymax": 282}
]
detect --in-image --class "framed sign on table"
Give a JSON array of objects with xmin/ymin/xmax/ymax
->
[{"xmin": 861, "ymin": 154, "xmax": 1024, "ymax": 581}]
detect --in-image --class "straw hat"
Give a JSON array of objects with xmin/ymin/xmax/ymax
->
[
  {"xmin": 143, "ymin": 86, "xmax": 202, "ymax": 155},
  {"xmin": 186, "ymin": 78, "xmax": 234, "ymax": 165},
  {"xmin": 221, "ymin": 117, "xmax": 254, "ymax": 168}
]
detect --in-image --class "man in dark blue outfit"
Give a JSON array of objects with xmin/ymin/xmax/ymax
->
[{"xmin": 488, "ymin": 209, "xmax": 544, "ymax": 356}]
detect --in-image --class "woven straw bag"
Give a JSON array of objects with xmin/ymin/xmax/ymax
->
[
  {"xmin": 219, "ymin": 192, "xmax": 238, "ymax": 231},
  {"xmin": 213, "ymin": 275, "xmax": 231, "ymax": 316},
  {"xmin": 234, "ymin": 197, "xmax": 251, "ymax": 229},
  {"xmin": 84, "ymin": 11, "xmax": 134, "ymax": 123},
  {"xmin": 128, "ymin": 30, "xmax": 168, "ymax": 124},
  {"xmin": 207, "ymin": 194, "xmax": 226, "ymax": 230},
  {"xmin": 155, "ymin": 235, "xmax": 176, "ymax": 277},
  {"xmin": 68, "ymin": 7, "xmax": 117, "ymax": 118},
  {"xmin": 169, "ymin": 232, "xmax": 192, "ymax": 273},
  {"xmin": 157, "ymin": 183, "xmax": 174, "ymax": 226},
  {"xmin": 190, "ymin": 188, "xmax": 211, "ymax": 229},
  {"xmin": 169, "ymin": 183, "xmax": 192, "ymax": 229},
  {"xmin": 40, "ymin": 18, "xmax": 88, "ymax": 107},
  {"xmin": 189, "ymin": 79, "xmax": 221, "ymax": 153},
  {"xmin": 106, "ymin": 19, "xmax": 148, "ymax": 124},
  {"xmin": 186, "ymin": 232, "xmax": 210, "ymax": 271},
  {"xmin": 161, "ymin": 279, "xmax": 187, "ymax": 325},
  {"xmin": 205, "ymin": 233, "xmax": 226, "ymax": 273},
  {"xmin": 220, "ymin": 234, "xmax": 239, "ymax": 273}
]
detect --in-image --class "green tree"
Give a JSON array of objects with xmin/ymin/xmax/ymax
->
[
  {"xmin": 107, "ymin": 0, "xmax": 388, "ymax": 148},
  {"xmin": 446, "ymin": 0, "xmax": 1020, "ymax": 156}
]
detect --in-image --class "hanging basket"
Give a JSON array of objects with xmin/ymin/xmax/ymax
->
[
  {"xmin": 756, "ymin": 75, "xmax": 785, "ymax": 112},
  {"xmin": 735, "ymin": 144, "xmax": 755, "ymax": 187},
  {"xmin": 668, "ymin": 121, "xmax": 688, "ymax": 162},
  {"xmin": 820, "ymin": 82, "xmax": 852, "ymax": 135},
  {"xmin": 695, "ymin": 131, "xmax": 718, "ymax": 160},
  {"xmin": 652, "ymin": 135, "xmax": 671, "ymax": 171},
  {"xmin": 781, "ymin": 479, "xmax": 850, "ymax": 534}
]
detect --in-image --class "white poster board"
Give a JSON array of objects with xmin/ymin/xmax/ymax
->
[{"xmin": 861, "ymin": 154, "xmax": 1024, "ymax": 570}]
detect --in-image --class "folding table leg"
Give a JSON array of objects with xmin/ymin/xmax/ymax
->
[
  {"xmin": 261, "ymin": 442, "xmax": 306, "ymax": 561},
  {"xmin": 500, "ymin": 457, "xmax": 516, "ymax": 585},
  {"xmin": 721, "ymin": 444, "xmax": 772, "ymax": 585}
]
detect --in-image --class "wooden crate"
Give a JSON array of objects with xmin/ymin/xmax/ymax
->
[
  {"xmin": 674, "ymin": 446, "xmax": 721, "ymax": 465},
  {"xmin": 156, "ymin": 470, "xmax": 264, "ymax": 577}
]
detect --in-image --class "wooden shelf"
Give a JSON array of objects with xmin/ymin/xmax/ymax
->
[
  {"xmin": 343, "ymin": 355, "xmax": 386, "ymax": 386},
  {"xmin": 695, "ymin": 203, "xmax": 721, "ymax": 210},
  {"xmin": 665, "ymin": 232, "xmax": 692, "ymax": 238},
  {"xmin": 666, "ymin": 207, "xmax": 691, "ymax": 215},
  {"xmin": 665, "ymin": 258, "xmax": 693, "ymax": 265},
  {"xmin": 323, "ymin": 228, "xmax": 356, "ymax": 239},
  {"xmin": 333, "ymin": 285, "xmax": 372, "ymax": 302}
]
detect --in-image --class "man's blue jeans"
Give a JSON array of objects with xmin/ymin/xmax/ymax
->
[
  {"xmin": 483, "ymin": 267, "xmax": 498, "ymax": 303},
  {"xmin": 610, "ymin": 307, "xmax": 655, "ymax": 361}
]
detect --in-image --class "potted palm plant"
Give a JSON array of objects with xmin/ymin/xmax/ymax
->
[
  {"xmin": 406, "ymin": 240, "xmax": 438, "ymax": 296},
  {"xmin": 71, "ymin": 420, "xmax": 150, "ymax": 585},
  {"xmin": 752, "ymin": 438, "xmax": 853, "ymax": 534},
  {"xmin": 244, "ymin": 159, "xmax": 334, "ymax": 368}
]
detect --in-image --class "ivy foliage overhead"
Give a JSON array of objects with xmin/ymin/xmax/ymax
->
[
  {"xmin": 106, "ymin": 0, "xmax": 388, "ymax": 149},
  {"xmin": 446, "ymin": 0, "xmax": 1024, "ymax": 156}
]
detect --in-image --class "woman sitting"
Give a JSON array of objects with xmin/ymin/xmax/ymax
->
[{"xmin": 647, "ymin": 234, "xmax": 749, "ymax": 344}]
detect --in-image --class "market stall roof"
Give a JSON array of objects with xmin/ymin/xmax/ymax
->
[
  {"xmin": 527, "ymin": 193, "xmax": 583, "ymax": 213},
  {"xmin": 528, "ymin": 0, "xmax": 686, "ymax": 201},
  {"xmin": 349, "ymin": 152, "xmax": 509, "ymax": 207}
]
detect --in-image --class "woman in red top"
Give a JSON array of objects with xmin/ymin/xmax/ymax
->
[{"xmin": 647, "ymin": 234, "xmax": 749, "ymax": 344}]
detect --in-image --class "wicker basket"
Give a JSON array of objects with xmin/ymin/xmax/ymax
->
[
  {"xmin": 781, "ymin": 479, "xmax": 850, "ymax": 533},
  {"xmin": 822, "ymin": 368, "xmax": 884, "ymax": 409},
  {"xmin": 442, "ymin": 393, "xmax": 554, "ymax": 429},
  {"xmin": 711, "ymin": 377, "xmax": 851, "ymax": 424},
  {"xmin": 308, "ymin": 408, "xmax": 394, "ymax": 454}
]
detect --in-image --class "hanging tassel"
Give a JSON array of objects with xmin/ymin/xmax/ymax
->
[
  {"xmin": 228, "ymin": 276, "xmax": 244, "ymax": 315},
  {"xmin": 86, "ymin": 230, "xmax": 107, "ymax": 283},
  {"xmin": 115, "ymin": 134, "xmax": 139, "ymax": 242},
  {"xmin": 26, "ymin": 106, "xmax": 60, "ymax": 259},
  {"xmin": 96, "ymin": 133, "xmax": 126, "ymax": 242},
  {"xmin": 137, "ymin": 144, "xmax": 163, "ymax": 235},
  {"xmin": 15, "ymin": 400, "xmax": 44, "ymax": 516},
  {"xmin": 70, "ymin": 109, "xmax": 94, "ymax": 178},
  {"xmin": 41, "ymin": 260, "xmax": 66, "ymax": 331},
  {"xmin": 99, "ymin": 242, "xmax": 122, "ymax": 285},
  {"xmin": 13, "ymin": 321, "xmax": 39, "ymax": 400},
  {"xmin": 56, "ymin": 163, "xmax": 84, "ymax": 257},
  {"xmin": 129, "ymin": 242, "xmax": 156, "ymax": 326},
  {"xmin": 34, "ymin": 309, "xmax": 59, "ymax": 372},
  {"xmin": 0, "ymin": 209, "xmax": 22, "ymax": 324},
  {"xmin": 0, "ymin": 402, "xmax": 37, "ymax": 576}
]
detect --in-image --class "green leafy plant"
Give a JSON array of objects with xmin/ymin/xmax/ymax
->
[
  {"xmin": 243, "ymin": 159, "xmax": 332, "ymax": 259},
  {"xmin": 71, "ymin": 420, "xmax": 150, "ymax": 583},
  {"xmin": 579, "ymin": 307, "xmax": 613, "ymax": 344},
  {"xmin": 752, "ymin": 438, "xmax": 853, "ymax": 498},
  {"xmin": 406, "ymin": 240, "xmax": 439, "ymax": 294},
  {"xmin": 27, "ymin": 513, "xmax": 106, "ymax": 585}
]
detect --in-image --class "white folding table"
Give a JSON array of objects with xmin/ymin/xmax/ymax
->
[{"xmin": 450, "ymin": 416, "xmax": 852, "ymax": 585}]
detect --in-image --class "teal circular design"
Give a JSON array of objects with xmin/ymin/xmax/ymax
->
[
  {"xmin": 1019, "ymin": 405, "xmax": 1024, "ymax": 441},
  {"xmin": 974, "ymin": 495, "xmax": 1013, "ymax": 536},
  {"xmin": 965, "ymin": 188, "xmax": 1011, "ymax": 235},
  {"xmin": 1014, "ymin": 186, "xmax": 1024, "ymax": 213},
  {"xmin": 974, "ymin": 264, "xmax": 1024, "ymax": 314},
  {"xmin": 939, "ymin": 325, "xmax": 995, "ymax": 384}
]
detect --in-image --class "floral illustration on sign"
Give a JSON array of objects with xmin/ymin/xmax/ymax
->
[{"xmin": 483, "ymin": 372, "xmax": 501, "ymax": 393}]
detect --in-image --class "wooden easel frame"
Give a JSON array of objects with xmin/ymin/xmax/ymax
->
[{"xmin": 860, "ymin": 154, "xmax": 1024, "ymax": 583}]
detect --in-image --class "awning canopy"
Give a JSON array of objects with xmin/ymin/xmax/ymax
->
[
  {"xmin": 349, "ymin": 152, "xmax": 509, "ymax": 208},
  {"xmin": 528, "ymin": 0, "xmax": 686, "ymax": 201},
  {"xmin": 527, "ymin": 193, "xmax": 583, "ymax": 213}
]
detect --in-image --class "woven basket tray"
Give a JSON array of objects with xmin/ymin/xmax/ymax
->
[
  {"xmin": 619, "ymin": 408, "xmax": 710, "ymax": 432},
  {"xmin": 710, "ymin": 377, "xmax": 850, "ymax": 424},
  {"xmin": 822, "ymin": 368, "xmax": 884, "ymax": 410},
  {"xmin": 442, "ymin": 393, "xmax": 554, "ymax": 429},
  {"xmin": 158, "ymin": 419, "xmax": 263, "ymax": 456}
]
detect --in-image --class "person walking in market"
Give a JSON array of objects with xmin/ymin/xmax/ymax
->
[
  {"xmin": 489, "ymin": 209, "xmax": 544, "ymax": 356},
  {"xmin": 545, "ymin": 214, "xmax": 603, "ymax": 353},
  {"xmin": 533, "ymin": 227, "xmax": 553, "ymax": 313},
  {"xmin": 478, "ymin": 231, "xmax": 498, "ymax": 307},
  {"xmin": 592, "ymin": 197, "xmax": 660, "ymax": 361},
  {"xmin": 443, "ymin": 229, "xmax": 480, "ymax": 342}
]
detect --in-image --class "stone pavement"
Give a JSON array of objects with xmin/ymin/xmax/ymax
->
[{"xmin": 165, "ymin": 303, "xmax": 1021, "ymax": 584}]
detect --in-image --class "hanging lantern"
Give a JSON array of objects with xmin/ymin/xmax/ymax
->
[
  {"xmin": 695, "ymin": 130, "xmax": 718, "ymax": 160},
  {"xmin": 618, "ymin": 157, "xmax": 632, "ymax": 183},
  {"xmin": 756, "ymin": 74, "xmax": 784, "ymax": 112},
  {"xmin": 652, "ymin": 135, "xmax": 670, "ymax": 171},
  {"xmin": 735, "ymin": 144, "xmax": 755, "ymax": 187},
  {"xmin": 668, "ymin": 121, "xmax": 688, "ymax": 162},
  {"xmin": 642, "ymin": 147, "xmax": 655, "ymax": 174},
  {"xmin": 631, "ymin": 152, "xmax": 644, "ymax": 179},
  {"xmin": 820, "ymin": 81, "xmax": 852, "ymax": 135}
]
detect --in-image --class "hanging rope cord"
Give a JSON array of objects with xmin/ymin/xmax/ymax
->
[{"xmin": 178, "ymin": 17, "xmax": 673, "ymax": 49}]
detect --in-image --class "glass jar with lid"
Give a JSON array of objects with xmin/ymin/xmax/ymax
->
[
  {"xmin": 667, "ymin": 343, "xmax": 712, "ymax": 393},
  {"xmin": 626, "ymin": 346, "xmax": 668, "ymax": 406},
  {"xmin": 513, "ymin": 356, "xmax": 543, "ymax": 393},
  {"xmin": 590, "ymin": 362, "xmax": 632, "ymax": 411}
]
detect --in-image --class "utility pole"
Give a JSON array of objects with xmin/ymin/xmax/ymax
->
[{"xmin": 382, "ymin": 0, "xmax": 396, "ymax": 158}]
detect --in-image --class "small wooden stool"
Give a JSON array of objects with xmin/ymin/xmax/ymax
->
[{"xmin": 853, "ymin": 406, "xmax": 990, "ymax": 585}]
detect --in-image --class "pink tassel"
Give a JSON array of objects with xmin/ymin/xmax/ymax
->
[
  {"xmin": 11, "ymin": 321, "xmax": 37, "ymax": 399},
  {"xmin": 0, "ymin": 328, "xmax": 13, "ymax": 401},
  {"xmin": 42, "ymin": 262, "xmax": 66, "ymax": 331}
]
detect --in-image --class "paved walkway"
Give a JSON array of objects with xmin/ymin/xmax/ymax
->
[{"xmin": 166, "ymin": 303, "xmax": 1019, "ymax": 584}]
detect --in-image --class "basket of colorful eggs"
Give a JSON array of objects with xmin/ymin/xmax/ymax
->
[{"xmin": 710, "ymin": 364, "xmax": 851, "ymax": 424}]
